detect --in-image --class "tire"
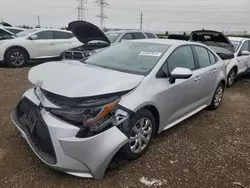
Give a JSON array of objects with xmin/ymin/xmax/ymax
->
[
  {"xmin": 227, "ymin": 68, "xmax": 237, "ymax": 88},
  {"xmin": 120, "ymin": 109, "xmax": 156, "ymax": 160},
  {"xmin": 207, "ymin": 82, "xmax": 225, "ymax": 110},
  {"xmin": 5, "ymin": 48, "xmax": 28, "ymax": 68}
]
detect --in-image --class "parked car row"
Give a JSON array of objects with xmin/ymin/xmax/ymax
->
[
  {"xmin": 9, "ymin": 21, "xmax": 250, "ymax": 180},
  {"xmin": 60, "ymin": 21, "xmax": 158, "ymax": 61},
  {"xmin": 168, "ymin": 30, "xmax": 250, "ymax": 87}
]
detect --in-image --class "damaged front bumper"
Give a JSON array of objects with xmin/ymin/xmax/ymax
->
[{"xmin": 11, "ymin": 89, "xmax": 130, "ymax": 179}]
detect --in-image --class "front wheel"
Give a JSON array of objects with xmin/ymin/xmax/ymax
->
[
  {"xmin": 5, "ymin": 48, "xmax": 28, "ymax": 68},
  {"xmin": 120, "ymin": 109, "xmax": 155, "ymax": 160},
  {"xmin": 227, "ymin": 68, "xmax": 237, "ymax": 88},
  {"xmin": 207, "ymin": 83, "xmax": 225, "ymax": 110}
]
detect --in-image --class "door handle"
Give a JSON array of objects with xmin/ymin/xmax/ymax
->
[
  {"xmin": 194, "ymin": 76, "xmax": 201, "ymax": 82},
  {"xmin": 213, "ymin": 69, "xmax": 218, "ymax": 74},
  {"xmin": 50, "ymin": 43, "xmax": 56, "ymax": 46}
]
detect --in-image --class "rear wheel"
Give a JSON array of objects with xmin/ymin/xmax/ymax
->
[
  {"xmin": 227, "ymin": 68, "xmax": 237, "ymax": 88},
  {"xmin": 120, "ymin": 109, "xmax": 155, "ymax": 160},
  {"xmin": 5, "ymin": 48, "xmax": 28, "ymax": 67},
  {"xmin": 208, "ymin": 82, "xmax": 224, "ymax": 110}
]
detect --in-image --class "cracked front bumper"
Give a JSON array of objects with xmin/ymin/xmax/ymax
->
[{"xmin": 11, "ymin": 90, "xmax": 129, "ymax": 179}]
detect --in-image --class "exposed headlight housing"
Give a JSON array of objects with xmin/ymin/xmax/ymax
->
[{"xmin": 49, "ymin": 99, "xmax": 120, "ymax": 130}]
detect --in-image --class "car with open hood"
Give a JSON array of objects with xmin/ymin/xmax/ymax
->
[
  {"xmin": 189, "ymin": 30, "xmax": 249, "ymax": 87},
  {"xmin": 61, "ymin": 21, "xmax": 158, "ymax": 60},
  {"xmin": 11, "ymin": 37, "xmax": 226, "ymax": 179},
  {"xmin": 228, "ymin": 37, "xmax": 250, "ymax": 74}
]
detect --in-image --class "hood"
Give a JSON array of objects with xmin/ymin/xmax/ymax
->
[
  {"xmin": 68, "ymin": 21, "xmax": 111, "ymax": 45},
  {"xmin": 28, "ymin": 61, "xmax": 144, "ymax": 98},
  {"xmin": 190, "ymin": 30, "xmax": 235, "ymax": 53}
]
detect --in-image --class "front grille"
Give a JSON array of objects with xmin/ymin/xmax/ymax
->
[
  {"xmin": 15, "ymin": 97, "xmax": 57, "ymax": 164},
  {"xmin": 64, "ymin": 51, "xmax": 85, "ymax": 60}
]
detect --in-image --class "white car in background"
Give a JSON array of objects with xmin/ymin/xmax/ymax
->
[
  {"xmin": 229, "ymin": 37, "xmax": 250, "ymax": 75},
  {"xmin": 0, "ymin": 28, "xmax": 82, "ymax": 67},
  {"xmin": 0, "ymin": 26, "xmax": 26, "ymax": 40},
  {"xmin": 189, "ymin": 30, "xmax": 250, "ymax": 87}
]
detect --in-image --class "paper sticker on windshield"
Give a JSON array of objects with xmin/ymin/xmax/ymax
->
[{"xmin": 139, "ymin": 51, "xmax": 162, "ymax": 57}]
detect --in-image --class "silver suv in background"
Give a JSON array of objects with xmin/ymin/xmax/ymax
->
[{"xmin": 61, "ymin": 21, "xmax": 158, "ymax": 60}]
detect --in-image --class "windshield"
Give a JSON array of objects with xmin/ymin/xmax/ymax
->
[
  {"xmin": 83, "ymin": 42, "xmax": 170, "ymax": 75},
  {"xmin": 231, "ymin": 40, "xmax": 241, "ymax": 51},
  {"xmin": 16, "ymin": 29, "xmax": 37, "ymax": 37},
  {"xmin": 105, "ymin": 32, "xmax": 121, "ymax": 43},
  {"xmin": 209, "ymin": 46, "xmax": 233, "ymax": 55}
]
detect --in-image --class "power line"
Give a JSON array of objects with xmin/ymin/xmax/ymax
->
[{"xmin": 95, "ymin": 0, "xmax": 109, "ymax": 30}]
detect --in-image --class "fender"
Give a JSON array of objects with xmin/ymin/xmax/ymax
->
[{"xmin": 4, "ymin": 45, "xmax": 30, "ymax": 61}]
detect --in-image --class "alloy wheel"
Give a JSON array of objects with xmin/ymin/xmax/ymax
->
[
  {"xmin": 10, "ymin": 52, "xmax": 25, "ymax": 66},
  {"xmin": 214, "ymin": 85, "xmax": 223, "ymax": 107},
  {"xmin": 129, "ymin": 118, "xmax": 153, "ymax": 154},
  {"xmin": 228, "ymin": 70, "xmax": 235, "ymax": 86}
]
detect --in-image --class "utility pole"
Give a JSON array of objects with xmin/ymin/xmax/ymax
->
[
  {"xmin": 77, "ymin": 0, "xmax": 87, "ymax": 21},
  {"xmin": 140, "ymin": 12, "xmax": 143, "ymax": 30},
  {"xmin": 95, "ymin": 0, "xmax": 109, "ymax": 30},
  {"xmin": 37, "ymin": 16, "xmax": 41, "ymax": 27}
]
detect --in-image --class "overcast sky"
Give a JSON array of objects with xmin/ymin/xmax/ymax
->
[{"xmin": 0, "ymin": 0, "xmax": 250, "ymax": 32}]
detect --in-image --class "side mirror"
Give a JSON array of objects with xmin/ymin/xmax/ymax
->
[
  {"xmin": 169, "ymin": 67, "xmax": 193, "ymax": 84},
  {"xmin": 239, "ymin": 50, "xmax": 250, "ymax": 56},
  {"xmin": 30, "ymin": 35, "xmax": 38, "ymax": 40}
]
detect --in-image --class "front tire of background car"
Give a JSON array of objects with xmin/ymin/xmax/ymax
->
[
  {"xmin": 5, "ymin": 48, "xmax": 28, "ymax": 68},
  {"xmin": 120, "ymin": 109, "xmax": 156, "ymax": 160},
  {"xmin": 227, "ymin": 68, "xmax": 237, "ymax": 88},
  {"xmin": 207, "ymin": 82, "xmax": 225, "ymax": 110}
]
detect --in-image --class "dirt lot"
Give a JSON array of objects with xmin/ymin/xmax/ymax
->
[{"xmin": 0, "ymin": 66, "xmax": 250, "ymax": 188}]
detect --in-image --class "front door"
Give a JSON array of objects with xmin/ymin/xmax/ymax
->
[
  {"xmin": 156, "ymin": 45, "xmax": 203, "ymax": 126},
  {"xmin": 236, "ymin": 41, "xmax": 250, "ymax": 74},
  {"xmin": 27, "ymin": 30, "xmax": 55, "ymax": 58}
]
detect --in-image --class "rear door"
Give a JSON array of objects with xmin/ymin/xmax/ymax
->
[
  {"xmin": 192, "ymin": 45, "xmax": 219, "ymax": 105},
  {"xmin": 237, "ymin": 41, "xmax": 250, "ymax": 73},
  {"xmin": 52, "ymin": 31, "xmax": 81, "ymax": 55}
]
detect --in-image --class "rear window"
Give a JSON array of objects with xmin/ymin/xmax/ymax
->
[
  {"xmin": 132, "ymin": 32, "xmax": 146, "ymax": 39},
  {"xmin": 53, "ymin": 31, "xmax": 74, "ymax": 39},
  {"xmin": 145, "ymin": 32, "xmax": 156, "ymax": 39},
  {"xmin": 105, "ymin": 32, "xmax": 121, "ymax": 43},
  {"xmin": 5, "ymin": 28, "xmax": 23, "ymax": 34}
]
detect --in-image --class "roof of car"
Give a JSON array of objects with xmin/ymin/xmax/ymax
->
[
  {"xmin": 2, "ymin": 26, "xmax": 26, "ymax": 30},
  {"xmin": 127, "ymin": 38, "xmax": 197, "ymax": 46},
  {"xmin": 27, "ymin": 28, "xmax": 73, "ymax": 33},
  {"xmin": 105, "ymin": 30, "xmax": 155, "ymax": 34},
  {"xmin": 228, "ymin": 36, "xmax": 250, "ymax": 42}
]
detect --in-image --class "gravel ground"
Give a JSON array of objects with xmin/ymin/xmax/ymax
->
[{"xmin": 0, "ymin": 66, "xmax": 250, "ymax": 188}]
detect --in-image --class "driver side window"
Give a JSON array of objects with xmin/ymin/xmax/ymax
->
[
  {"xmin": 35, "ymin": 31, "xmax": 53, "ymax": 40},
  {"xmin": 240, "ymin": 41, "xmax": 249, "ymax": 52},
  {"xmin": 167, "ymin": 46, "xmax": 196, "ymax": 74},
  {"xmin": 121, "ymin": 33, "xmax": 133, "ymax": 41}
]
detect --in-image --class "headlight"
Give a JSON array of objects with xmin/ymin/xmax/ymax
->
[{"xmin": 49, "ymin": 99, "xmax": 120, "ymax": 129}]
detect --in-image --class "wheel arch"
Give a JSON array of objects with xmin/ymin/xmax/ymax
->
[
  {"xmin": 4, "ymin": 45, "xmax": 30, "ymax": 61},
  {"xmin": 137, "ymin": 104, "xmax": 160, "ymax": 136}
]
